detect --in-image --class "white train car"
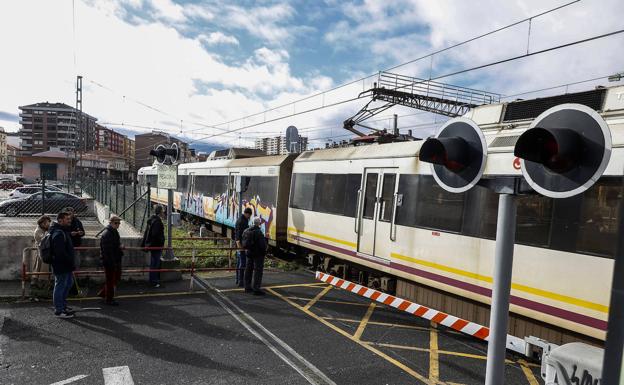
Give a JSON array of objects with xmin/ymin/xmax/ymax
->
[{"xmin": 287, "ymin": 85, "xmax": 624, "ymax": 342}]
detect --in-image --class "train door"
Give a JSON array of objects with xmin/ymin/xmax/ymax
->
[
  {"xmin": 357, "ymin": 168, "xmax": 398, "ymax": 259},
  {"xmin": 227, "ymin": 172, "xmax": 239, "ymax": 220}
]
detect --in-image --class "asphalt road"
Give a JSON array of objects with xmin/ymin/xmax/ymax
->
[{"xmin": 0, "ymin": 271, "xmax": 544, "ymax": 384}]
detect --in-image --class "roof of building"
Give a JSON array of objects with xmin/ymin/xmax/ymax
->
[
  {"xmin": 18, "ymin": 102, "xmax": 97, "ymax": 120},
  {"xmin": 31, "ymin": 149, "xmax": 69, "ymax": 158}
]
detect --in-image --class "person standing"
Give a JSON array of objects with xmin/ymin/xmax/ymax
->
[
  {"xmin": 244, "ymin": 217, "xmax": 267, "ymax": 295},
  {"xmin": 31, "ymin": 215, "xmax": 51, "ymax": 286},
  {"xmin": 50, "ymin": 212, "xmax": 76, "ymax": 318},
  {"xmin": 65, "ymin": 207, "xmax": 85, "ymax": 247},
  {"xmin": 234, "ymin": 208, "xmax": 252, "ymax": 287},
  {"xmin": 99, "ymin": 216, "xmax": 124, "ymax": 306},
  {"xmin": 142, "ymin": 205, "xmax": 165, "ymax": 288}
]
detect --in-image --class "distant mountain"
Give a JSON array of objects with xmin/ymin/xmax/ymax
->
[{"xmin": 190, "ymin": 142, "xmax": 224, "ymax": 154}]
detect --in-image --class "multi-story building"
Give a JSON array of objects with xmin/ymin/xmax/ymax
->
[
  {"xmin": 6, "ymin": 145, "xmax": 21, "ymax": 174},
  {"xmin": 18, "ymin": 102, "xmax": 97, "ymax": 156},
  {"xmin": 0, "ymin": 127, "xmax": 6, "ymax": 172},
  {"xmin": 123, "ymin": 136, "xmax": 136, "ymax": 176},
  {"xmin": 134, "ymin": 130, "xmax": 193, "ymax": 170},
  {"xmin": 96, "ymin": 124, "xmax": 125, "ymax": 154},
  {"xmin": 254, "ymin": 135, "xmax": 308, "ymax": 155}
]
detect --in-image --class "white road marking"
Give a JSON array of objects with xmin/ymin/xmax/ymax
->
[
  {"xmin": 49, "ymin": 375, "xmax": 90, "ymax": 385},
  {"xmin": 193, "ymin": 276, "xmax": 337, "ymax": 385},
  {"xmin": 103, "ymin": 366, "xmax": 135, "ymax": 385}
]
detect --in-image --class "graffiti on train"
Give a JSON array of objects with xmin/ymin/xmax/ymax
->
[
  {"xmin": 172, "ymin": 191, "xmax": 276, "ymax": 239},
  {"xmin": 554, "ymin": 362, "xmax": 601, "ymax": 385}
]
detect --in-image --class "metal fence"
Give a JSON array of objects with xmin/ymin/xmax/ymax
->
[{"xmin": 82, "ymin": 178, "xmax": 150, "ymax": 232}]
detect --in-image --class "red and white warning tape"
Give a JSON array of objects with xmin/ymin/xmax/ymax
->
[{"xmin": 315, "ymin": 271, "xmax": 527, "ymax": 355}]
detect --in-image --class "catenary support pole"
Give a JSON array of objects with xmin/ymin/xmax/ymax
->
[
  {"xmin": 485, "ymin": 193, "xmax": 517, "ymax": 385},
  {"xmin": 167, "ymin": 188, "xmax": 173, "ymax": 260}
]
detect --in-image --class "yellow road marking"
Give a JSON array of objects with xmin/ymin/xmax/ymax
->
[
  {"xmin": 267, "ymin": 287, "xmax": 440, "ymax": 385},
  {"xmin": 354, "ymin": 303, "xmax": 376, "ymax": 340},
  {"xmin": 286, "ymin": 296, "xmax": 372, "ymax": 307},
  {"xmin": 367, "ymin": 342, "xmax": 516, "ymax": 364},
  {"xmin": 218, "ymin": 282, "xmax": 328, "ymax": 293},
  {"xmin": 518, "ymin": 359, "xmax": 540, "ymax": 385},
  {"xmin": 69, "ymin": 291, "xmax": 199, "ymax": 301},
  {"xmin": 303, "ymin": 285, "xmax": 332, "ymax": 311},
  {"xmin": 321, "ymin": 316, "xmax": 431, "ymax": 332},
  {"xmin": 429, "ymin": 322, "xmax": 439, "ymax": 382},
  {"xmin": 287, "ymin": 227, "xmax": 357, "ymax": 248}
]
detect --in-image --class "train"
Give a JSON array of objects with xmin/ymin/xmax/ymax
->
[{"xmin": 138, "ymin": 84, "xmax": 624, "ymax": 344}]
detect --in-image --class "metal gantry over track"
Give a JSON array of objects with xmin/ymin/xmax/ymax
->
[{"xmin": 343, "ymin": 71, "xmax": 502, "ymax": 137}]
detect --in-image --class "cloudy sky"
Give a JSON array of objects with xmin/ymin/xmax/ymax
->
[{"xmin": 0, "ymin": 0, "xmax": 622, "ymax": 149}]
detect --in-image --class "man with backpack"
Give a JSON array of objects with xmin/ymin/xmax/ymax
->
[
  {"xmin": 234, "ymin": 207, "xmax": 252, "ymax": 287},
  {"xmin": 243, "ymin": 217, "xmax": 267, "ymax": 295},
  {"xmin": 141, "ymin": 205, "xmax": 165, "ymax": 288},
  {"xmin": 45, "ymin": 211, "xmax": 76, "ymax": 318}
]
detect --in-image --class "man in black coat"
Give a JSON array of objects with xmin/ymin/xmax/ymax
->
[
  {"xmin": 244, "ymin": 217, "xmax": 268, "ymax": 295},
  {"xmin": 99, "ymin": 215, "xmax": 124, "ymax": 306},
  {"xmin": 234, "ymin": 207, "xmax": 252, "ymax": 287},
  {"xmin": 141, "ymin": 205, "xmax": 165, "ymax": 288},
  {"xmin": 50, "ymin": 212, "xmax": 76, "ymax": 318},
  {"xmin": 64, "ymin": 206, "xmax": 85, "ymax": 247}
]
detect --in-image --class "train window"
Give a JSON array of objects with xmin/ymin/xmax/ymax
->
[
  {"xmin": 177, "ymin": 175, "xmax": 188, "ymax": 194},
  {"xmin": 313, "ymin": 174, "xmax": 347, "ymax": 215},
  {"xmin": 290, "ymin": 173, "xmax": 315, "ymax": 211},
  {"xmin": 379, "ymin": 173, "xmax": 396, "ymax": 222},
  {"xmin": 515, "ymin": 194, "xmax": 552, "ymax": 247},
  {"xmin": 395, "ymin": 174, "xmax": 419, "ymax": 227},
  {"xmin": 461, "ymin": 185, "xmax": 498, "ymax": 239},
  {"xmin": 575, "ymin": 179, "xmax": 622, "ymax": 257},
  {"xmin": 242, "ymin": 176, "xmax": 278, "ymax": 206},
  {"xmin": 362, "ymin": 173, "xmax": 378, "ymax": 219},
  {"xmin": 343, "ymin": 174, "xmax": 362, "ymax": 218},
  {"xmin": 146, "ymin": 175, "xmax": 157, "ymax": 187},
  {"xmin": 415, "ymin": 176, "xmax": 465, "ymax": 233}
]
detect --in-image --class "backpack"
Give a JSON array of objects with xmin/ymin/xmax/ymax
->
[
  {"xmin": 39, "ymin": 232, "xmax": 54, "ymax": 264},
  {"xmin": 39, "ymin": 230, "xmax": 65, "ymax": 264},
  {"xmin": 241, "ymin": 227, "xmax": 255, "ymax": 250}
]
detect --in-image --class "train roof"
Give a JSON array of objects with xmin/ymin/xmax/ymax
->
[{"xmin": 138, "ymin": 154, "xmax": 292, "ymax": 173}]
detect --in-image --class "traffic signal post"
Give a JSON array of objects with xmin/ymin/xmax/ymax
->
[
  {"xmin": 419, "ymin": 103, "xmax": 613, "ymax": 384},
  {"xmin": 151, "ymin": 144, "xmax": 180, "ymax": 261}
]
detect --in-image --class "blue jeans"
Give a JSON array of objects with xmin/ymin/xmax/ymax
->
[
  {"xmin": 236, "ymin": 251, "xmax": 247, "ymax": 287},
  {"xmin": 150, "ymin": 250, "xmax": 162, "ymax": 284},
  {"xmin": 53, "ymin": 272, "xmax": 73, "ymax": 313}
]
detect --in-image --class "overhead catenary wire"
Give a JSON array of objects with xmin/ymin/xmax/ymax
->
[
  {"xmin": 189, "ymin": 27, "xmax": 624, "ymax": 144},
  {"xmin": 82, "ymin": 0, "xmax": 583, "ymax": 141}
]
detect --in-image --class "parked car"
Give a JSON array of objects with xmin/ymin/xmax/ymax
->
[
  {"xmin": 24, "ymin": 184, "xmax": 62, "ymax": 192},
  {"xmin": 0, "ymin": 180, "xmax": 23, "ymax": 190},
  {"xmin": 0, "ymin": 191, "xmax": 87, "ymax": 217},
  {"xmin": 8, "ymin": 186, "xmax": 62, "ymax": 199}
]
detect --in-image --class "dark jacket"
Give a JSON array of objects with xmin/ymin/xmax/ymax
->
[
  {"xmin": 234, "ymin": 214, "xmax": 250, "ymax": 242},
  {"xmin": 142, "ymin": 215, "xmax": 165, "ymax": 248},
  {"xmin": 69, "ymin": 217, "xmax": 85, "ymax": 247},
  {"xmin": 100, "ymin": 224, "xmax": 123, "ymax": 267},
  {"xmin": 246, "ymin": 226, "xmax": 267, "ymax": 258},
  {"xmin": 50, "ymin": 222, "xmax": 75, "ymax": 274}
]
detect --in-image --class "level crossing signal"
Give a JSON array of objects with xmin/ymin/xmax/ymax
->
[
  {"xmin": 418, "ymin": 117, "xmax": 487, "ymax": 193},
  {"xmin": 150, "ymin": 143, "xmax": 179, "ymax": 165},
  {"xmin": 514, "ymin": 103, "xmax": 612, "ymax": 198}
]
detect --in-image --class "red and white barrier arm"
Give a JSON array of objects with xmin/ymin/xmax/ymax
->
[{"xmin": 315, "ymin": 271, "xmax": 527, "ymax": 355}]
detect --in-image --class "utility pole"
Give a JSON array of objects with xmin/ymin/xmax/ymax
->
[{"xmin": 75, "ymin": 75, "xmax": 83, "ymax": 185}]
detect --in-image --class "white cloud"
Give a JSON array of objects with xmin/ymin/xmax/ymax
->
[
  {"xmin": 198, "ymin": 31, "xmax": 239, "ymax": 46},
  {"xmin": 148, "ymin": 0, "xmax": 186, "ymax": 22},
  {"xmin": 0, "ymin": 0, "xmax": 334, "ymax": 148}
]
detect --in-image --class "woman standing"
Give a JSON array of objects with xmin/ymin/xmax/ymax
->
[{"xmin": 32, "ymin": 215, "xmax": 51, "ymax": 285}]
